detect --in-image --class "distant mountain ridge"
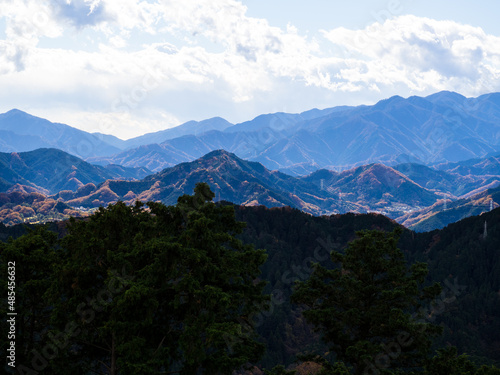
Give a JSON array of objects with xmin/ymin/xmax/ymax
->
[
  {"xmin": 122, "ymin": 117, "xmax": 233, "ymax": 149},
  {"xmin": 54, "ymin": 150, "xmax": 341, "ymax": 214},
  {"xmin": 0, "ymin": 109, "xmax": 237, "ymax": 157},
  {"xmin": 5, "ymin": 91, "xmax": 500, "ymax": 175},
  {"xmin": 86, "ymin": 91, "xmax": 500, "ymax": 174},
  {"xmin": 397, "ymin": 183, "xmax": 500, "ymax": 232},
  {"xmin": 3, "ymin": 91, "xmax": 500, "ymax": 231},
  {"xmin": 393, "ymin": 162, "xmax": 500, "ymax": 197},
  {"xmin": 0, "ymin": 110, "xmax": 121, "ymax": 158},
  {"xmin": 61, "ymin": 150, "xmax": 500, "ymax": 230}
]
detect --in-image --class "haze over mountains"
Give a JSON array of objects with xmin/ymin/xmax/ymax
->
[
  {"xmin": 0, "ymin": 109, "xmax": 121, "ymax": 158},
  {"xmin": 88, "ymin": 91, "xmax": 500, "ymax": 173},
  {"xmin": 3, "ymin": 91, "xmax": 500, "ymax": 175},
  {"xmin": 2, "ymin": 90, "xmax": 500, "ymax": 231}
]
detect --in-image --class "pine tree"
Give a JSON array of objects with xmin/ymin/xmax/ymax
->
[
  {"xmin": 0, "ymin": 226, "xmax": 59, "ymax": 374},
  {"xmin": 46, "ymin": 183, "xmax": 268, "ymax": 374},
  {"xmin": 292, "ymin": 228, "xmax": 442, "ymax": 374}
]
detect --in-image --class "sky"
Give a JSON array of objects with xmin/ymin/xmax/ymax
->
[{"xmin": 1, "ymin": 0, "xmax": 500, "ymax": 140}]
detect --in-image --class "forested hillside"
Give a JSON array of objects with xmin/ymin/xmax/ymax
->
[
  {"xmin": 1, "ymin": 188, "xmax": 499, "ymax": 373},
  {"xmin": 233, "ymin": 205, "xmax": 500, "ymax": 368}
]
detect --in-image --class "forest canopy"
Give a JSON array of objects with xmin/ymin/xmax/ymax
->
[{"xmin": 1, "ymin": 184, "xmax": 500, "ymax": 375}]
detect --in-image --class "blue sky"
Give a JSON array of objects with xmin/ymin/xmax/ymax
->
[{"xmin": 1, "ymin": 0, "xmax": 499, "ymax": 139}]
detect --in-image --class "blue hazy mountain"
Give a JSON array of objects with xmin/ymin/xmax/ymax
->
[
  {"xmin": 392, "ymin": 162, "xmax": 500, "ymax": 197},
  {"xmin": 433, "ymin": 153, "xmax": 500, "ymax": 176},
  {"xmin": 123, "ymin": 117, "xmax": 233, "ymax": 149},
  {"xmin": 3, "ymin": 91, "xmax": 500, "ymax": 175},
  {"xmin": 0, "ymin": 109, "xmax": 234, "ymax": 157},
  {"xmin": 397, "ymin": 183, "xmax": 500, "ymax": 232},
  {"xmin": 0, "ymin": 109, "xmax": 121, "ymax": 158},
  {"xmin": 88, "ymin": 91, "xmax": 500, "ymax": 174}
]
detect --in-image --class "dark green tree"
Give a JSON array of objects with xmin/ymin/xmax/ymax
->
[
  {"xmin": 426, "ymin": 346, "xmax": 476, "ymax": 375},
  {"xmin": 45, "ymin": 183, "xmax": 268, "ymax": 374},
  {"xmin": 292, "ymin": 228, "xmax": 442, "ymax": 374},
  {"xmin": 476, "ymin": 366, "xmax": 500, "ymax": 375},
  {"xmin": 0, "ymin": 226, "xmax": 59, "ymax": 374},
  {"xmin": 425, "ymin": 346, "xmax": 500, "ymax": 375}
]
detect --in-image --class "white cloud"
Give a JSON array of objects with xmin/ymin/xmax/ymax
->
[
  {"xmin": 321, "ymin": 15, "xmax": 500, "ymax": 94},
  {"xmin": 1, "ymin": 2, "xmax": 500, "ymax": 138},
  {"xmin": 0, "ymin": 0, "xmax": 61, "ymax": 72}
]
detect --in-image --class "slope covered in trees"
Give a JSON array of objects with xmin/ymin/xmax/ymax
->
[
  {"xmin": 233, "ymin": 205, "xmax": 500, "ymax": 369},
  {"xmin": 1, "ymin": 192, "xmax": 500, "ymax": 373},
  {"xmin": 292, "ymin": 228, "xmax": 443, "ymax": 374},
  {"xmin": 1, "ymin": 184, "xmax": 268, "ymax": 374}
]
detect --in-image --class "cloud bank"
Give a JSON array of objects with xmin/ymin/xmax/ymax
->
[{"xmin": 0, "ymin": 0, "xmax": 499, "ymax": 138}]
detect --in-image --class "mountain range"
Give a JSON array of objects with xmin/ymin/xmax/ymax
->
[
  {"xmin": 2, "ymin": 91, "xmax": 500, "ymax": 230},
  {"xmin": 62, "ymin": 150, "xmax": 500, "ymax": 228},
  {"xmin": 87, "ymin": 91, "xmax": 500, "ymax": 174},
  {"xmin": 4, "ymin": 91, "xmax": 500, "ymax": 175},
  {"xmin": 0, "ymin": 110, "xmax": 121, "ymax": 158},
  {"xmin": 2, "ymin": 147, "xmax": 499, "ymax": 231},
  {"xmin": 397, "ymin": 184, "xmax": 500, "ymax": 231}
]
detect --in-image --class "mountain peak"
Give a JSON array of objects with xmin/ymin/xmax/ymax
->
[
  {"xmin": 0, "ymin": 109, "xmax": 56, "ymax": 129},
  {"xmin": 5, "ymin": 109, "xmax": 27, "ymax": 115},
  {"xmin": 2, "ymin": 109, "xmax": 37, "ymax": 119},
  {"xmin": 425, "ymin": 90, "xmax": 467, "ymax": 104},
  {"xmin": 202, "ymin": 116, "xmax": 229, "ymax": 123},
  {"xmin": 373, "ymin": 95, "xmax": 405, "ymax": 110},
  {"xmin": 0, "ymin": 109, "xmax": 121, "ymax": 158},
  {"xmin": 202, "ymin": 149, "xmax": 236, "ymax": 158}
]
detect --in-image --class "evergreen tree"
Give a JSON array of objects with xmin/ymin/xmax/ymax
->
[
  {"xmin": 426, "ymin": 346, "xmax": 476, "ymax": 375},
  {"xmin": 426, "ymin": 346, "xmax": 500, "ymax": 375},
  {"xmin": 45, "ymin": 183, "xmax": 268, "ymax": 374},
  {"xmin": 292, "ymin": 228, "xmax": 442, "ymax": 374},
  {"xmin": 0, "ymin": 226, "xmax": 59, "ymax": 374}
]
